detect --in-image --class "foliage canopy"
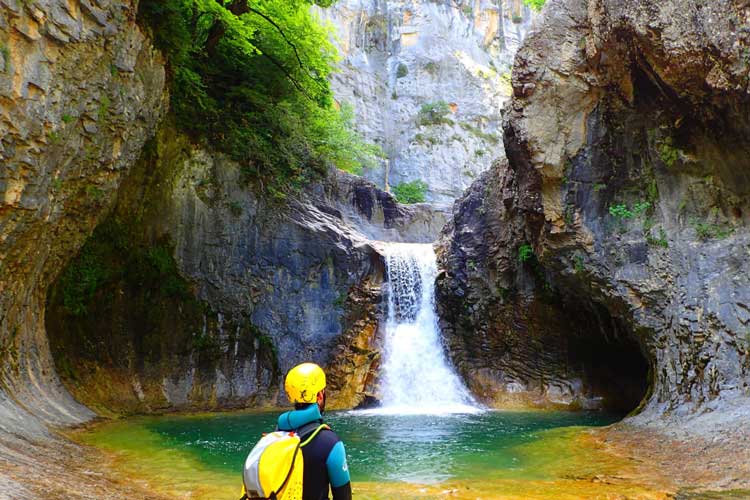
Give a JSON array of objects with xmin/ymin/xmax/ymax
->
[{"xmin": 138, "ymin": 0, "xmax": 379, "ymax": 192}]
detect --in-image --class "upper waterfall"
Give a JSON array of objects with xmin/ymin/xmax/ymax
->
[{"xmin": 370, "ymin": 243, "xmax": 479, "ymax": 414}]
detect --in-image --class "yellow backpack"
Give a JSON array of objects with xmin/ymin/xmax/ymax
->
[{"xmin": 240, "ymin": 422, "xmax": 329, "ymax": 500}]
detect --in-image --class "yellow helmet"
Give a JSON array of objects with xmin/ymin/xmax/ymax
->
[{"xmin": 285, "ymin": 363, "xmax": 326, "ymax": 404}]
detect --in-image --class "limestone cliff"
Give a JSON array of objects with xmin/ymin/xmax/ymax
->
[
  {"xmin": 0, "ymin": 0, "xmax": 165, "ymax": 440},
  {"xmin": 316, "ymin": 0, "xmax": 535, "ymax": 203},
  {"xmin": 1, "ymin": 0, "xmax": 456, "ymax": 434},
  {"xmin": 438, "ymin": 0, "xmax": 750, "ymax": 432}
]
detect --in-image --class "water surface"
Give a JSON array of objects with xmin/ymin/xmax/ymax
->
[
  {"xmin": 142, "ymin": 410, "xmax": 619, "ymax": 483},
  {"xmin": 75, "ymin": 409, "xmax": 674, "ymax": 499}
]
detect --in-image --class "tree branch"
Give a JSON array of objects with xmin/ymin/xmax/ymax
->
[{"xmin": 211, "ymin": 0, "xmax": 327, "ymax": 99}]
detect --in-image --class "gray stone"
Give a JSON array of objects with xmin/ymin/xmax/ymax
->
[
  {"xmin": 315, "ymin": 0, "xmax": 537, "ymax": 203},
  {"xmin": 0, "ymin": 0, "xmax": 166, "ymax": 444},
  {"xmin": 438, "ymin": 0, "xmax": 750, "ymax": 434}
]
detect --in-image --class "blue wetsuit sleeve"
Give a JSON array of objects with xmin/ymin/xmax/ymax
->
[{"xmin": 325, "ymin": 441, "xmax": 350, "ymax": 488}]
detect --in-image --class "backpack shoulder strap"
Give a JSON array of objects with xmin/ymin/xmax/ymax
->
[
  {"xmin": 294, "ymin": 421, "xmax": 329, "ymax": 447},
  {"xmin": 268, "ymin": 423, "xmax": 328, "ymax": 498},
  {"xmin": 294, "ymin": 420, "xmax": 322, "ymax": 436},
  {"xmin": 300, "ymin": 424, "xmax": 329, "ymax": 447}
]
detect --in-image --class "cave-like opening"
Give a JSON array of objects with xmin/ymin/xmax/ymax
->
[{"xmin": 560, "ymin": 299, "xmax": 651, "ymax": 415}]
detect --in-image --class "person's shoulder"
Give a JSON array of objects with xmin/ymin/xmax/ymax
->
[{"xmin": 316, "ymin": 426, "xmax": 342, "ymax": 447}]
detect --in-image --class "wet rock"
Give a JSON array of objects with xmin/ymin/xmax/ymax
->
[{"xmin": 44, "ymin": 123, "xmax": 445, "ymax": 413}]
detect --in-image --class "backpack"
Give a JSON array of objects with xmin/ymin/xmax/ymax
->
[{"xmin": 240, "ymin": 421, "xmax": 329, "ymax": 500}]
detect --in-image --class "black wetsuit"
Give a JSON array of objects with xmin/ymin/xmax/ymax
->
[{"xmin": 277, "ymin": 404, "xmax": 352, "ymax": 500}]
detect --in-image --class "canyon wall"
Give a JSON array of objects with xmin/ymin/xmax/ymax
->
[
  {"xmin": 3, "ymin": 0, "xmax": 749, "ymax": 455},
  {"xmin": 0, "ymin": 0, "xmax": 165, "ymax": 439},
  {"xmin": 438, "ymin": 0, "xmax": 750, "ymax": 431},
  {"xmin": 45, "ymin": 124, "xmax": 447, "ymax": 414},
  {"xmin": 317, "ymin": 0, "xmax": 535, "ymax": 203},
  {"xmin": 0, "ymin": 1, "xmax": 450, "ymax": 433}
]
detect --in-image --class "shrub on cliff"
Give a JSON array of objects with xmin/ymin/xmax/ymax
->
[
  {"xmin": 392, "ymin": 180, "xmax": 428, "ymax": 204},
  {"xmin": 417, "ymin": 100, "xmax": 452, "ymax": 126},
  {"xmin": 138, "ymin": 0, "xmax": 379, "ymax": 191},
  {"xmin": 523, "ymin": 0, "xmax": 545, "ymax": 11}
]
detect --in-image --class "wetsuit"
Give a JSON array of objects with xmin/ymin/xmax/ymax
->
[{"xmin": 277, "ymin": 404, "xmax": 352, "ymax": 500}]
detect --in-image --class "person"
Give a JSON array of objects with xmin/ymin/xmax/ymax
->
[{"xmin": 278, "ymin": 362, "xmax": 352, "ymax": 500}]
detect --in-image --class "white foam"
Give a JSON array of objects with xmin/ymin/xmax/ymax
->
[{"xmin": 374, "ymin": 243, "xmax": 481, "ymax": 416}]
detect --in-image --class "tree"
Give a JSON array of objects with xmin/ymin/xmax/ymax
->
[{"xmin": 138, "ymin": 0, "xmax": 379, "ymax": 191}]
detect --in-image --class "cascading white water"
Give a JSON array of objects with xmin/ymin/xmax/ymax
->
[{"xmin": 371, "ymin": 243, "xmax": 479, "ymax": 415}]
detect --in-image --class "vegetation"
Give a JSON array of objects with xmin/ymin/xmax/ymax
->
[
  {"xmin": 423, "ymin": 61, "xmax": 439, "ymax": 76},
  {"xmin": 396, "ymin": 63, "xmax": 408, "ymax": 78},
  {"xmin": 85, "ymin": 185, "xmax": 105, "ymax": 201},
  {"xmin": 227, "ymin": 200, "xmax": 243, "ymax": 216},
  {"xmin": 608, "ymin": 202, "xmax": 650, "ymax": 219},
  {"xmin": 574, "ymin": 254, "xmax": 585, "ymax": 273},
  {"xmin": 459, "ymin": 122, "xmax": 500, "ymax": 144},
  {"xmin": 498, "ymin": 71, "xmax": 512, "ymax": 94},
  {"xmin": 413, "ymin": 133, "xmax": 440, "ymax": 146},
  {"xmin": 97, "ymin": 95, "xmax": 110, "ymax": 122},
  {"xmin": 392, "ymin": 180, "xmax": 428, "ymax": 204},
  {"xmin": 47, "ymin": 130, "xmax": 61, "ymax": 144},
  {"xmin": 137, "ymin": 0, "xmax": 379, "ymax": 192},
  {"xmin": 523, "ymin": 0, "xmax": 546, "ymax": 11},
  {"xmin": 333, "ymin": 291, "xmax": 347, "ymax": 308},
  {"xmin": 518, "ymin": 244, "xmax": 534, "ymax": 263},
  {"xmin": 693, "ymin": 221, "xmax": 734, "ymax": 241},
  {"xmin": 58, "ymin": 219, "xmax": 189, "ymax": 316},
  {"xmin": 657, "ymin": 137, "xmax": 680, "ymax": 168},
  {"xmin": 192, "ymin": 331, "xmax": 221, "ymax": 359},
  {"xmin": 418, "ymin": 100, "xmax": 453, "ymax": 126},
  {"xmin": 646, "ymin": 227, "xmax": 669, "ymax": 248}
]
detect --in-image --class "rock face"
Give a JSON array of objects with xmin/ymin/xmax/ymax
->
[
  {"xmin": 439, "ymin": 0, "xmax": 750, "ymax": 427},
  {"xmin": 438, "ymin": 162, "xmax": 650, "ymax": 412},
  {"xmin": 0, "ymin": 0, "xmax": 165, "ymax": 439},
  {"xmin": 316, "ymin": 0, "xmax": 535, "ymax": 203},
  {"xmin": 0, "ymin": 0, "xmax": 454, "ymax": 433},
  {"xmin": 45, "ymin": 124, "xmax": 447, "ymax": 414}
]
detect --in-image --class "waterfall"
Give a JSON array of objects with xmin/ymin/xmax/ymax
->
[{"xmin": 371, "ymin": 243, "xmax": 479, "ymax": 415}]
